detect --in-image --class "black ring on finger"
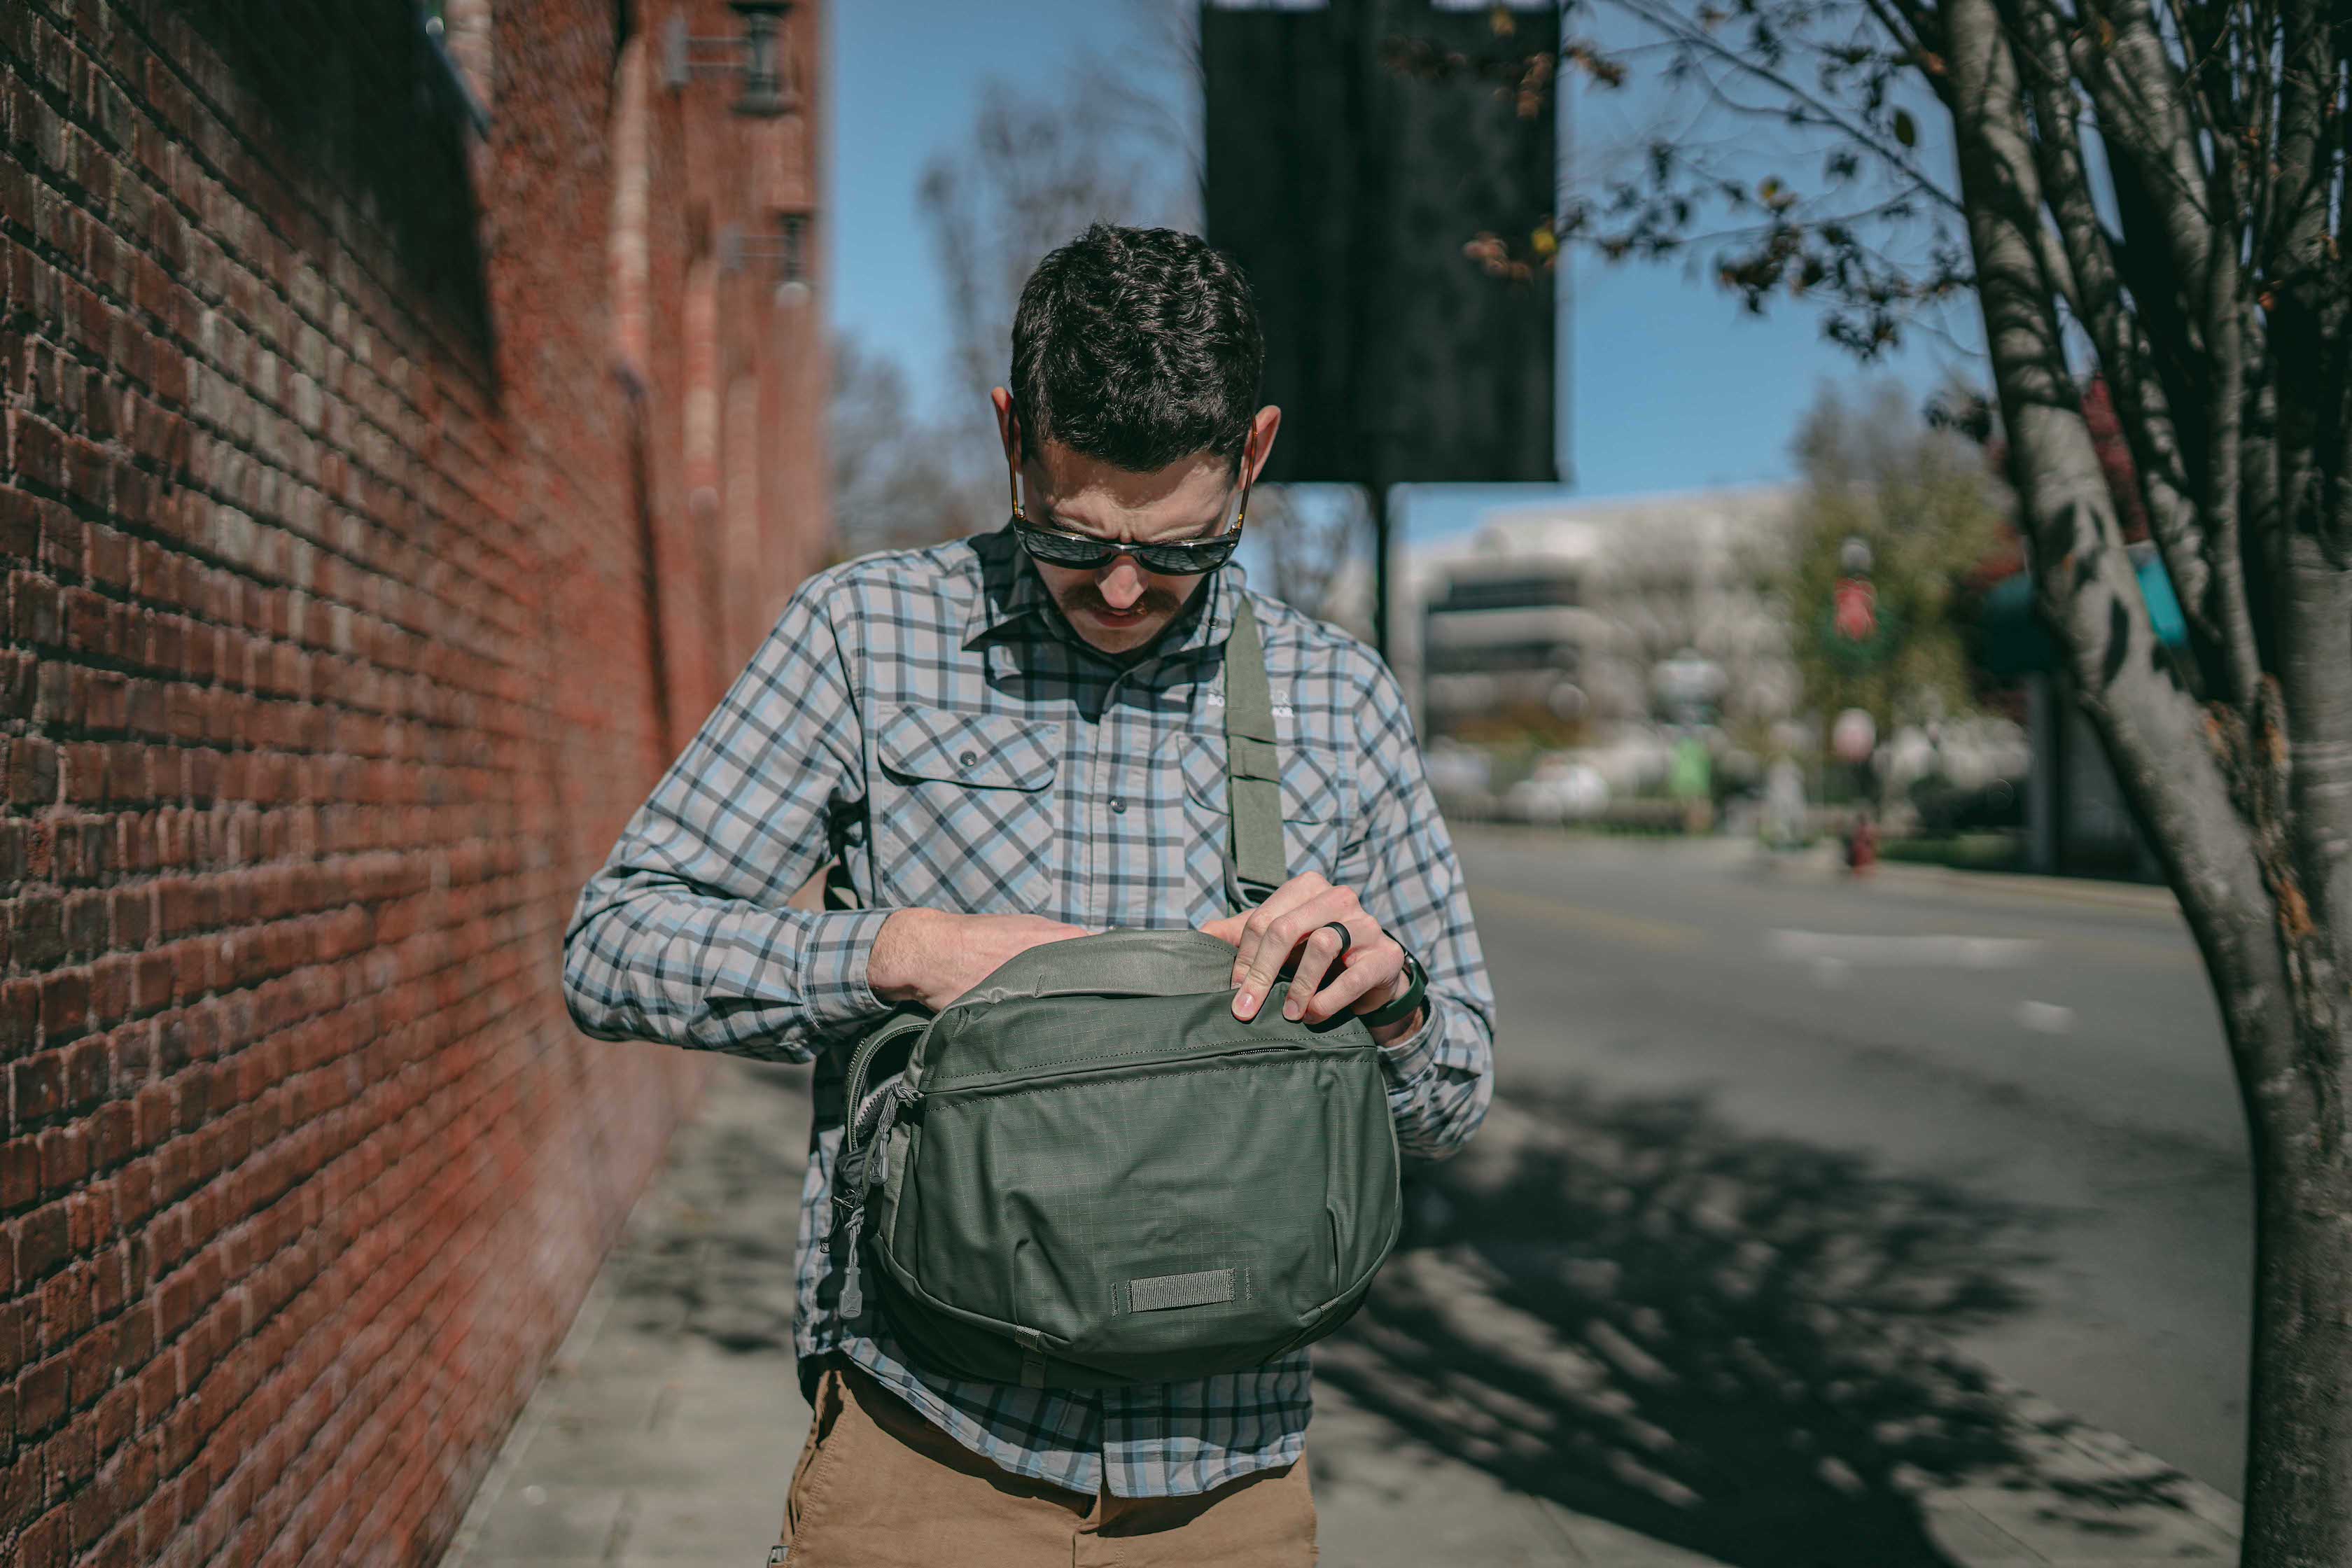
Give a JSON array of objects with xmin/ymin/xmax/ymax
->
[{"xmin": 1320, "ymin": 920, "xmax": 1352, "ymax": 955}]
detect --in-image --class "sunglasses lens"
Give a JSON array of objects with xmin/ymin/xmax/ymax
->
[
  {"xmin": 1135, "ymin": 541, "xmax": 1236, "ymax": 575},
  {"xmin": 1016, "ymin": 521, "xmax": 1238, "ymax": 576},
  {"xmin": 1017, "ymin": 526, "xmax": 1112, "ymax": 568}
]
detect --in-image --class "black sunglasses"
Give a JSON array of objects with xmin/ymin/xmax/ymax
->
[
  {"xmin": 1011, "ymin": 515, "xmax": 1245, "ymax": 576},
  {"xmin": 1008, "ymin": 463, "xmax": 1252, "ymax": 578}
]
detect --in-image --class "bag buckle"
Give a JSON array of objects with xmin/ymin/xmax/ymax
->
[{"xmin": 1222, "ymin": 849, "xmax": 1278, "ymax": 911}]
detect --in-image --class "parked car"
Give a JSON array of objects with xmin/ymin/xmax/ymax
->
[
  {"xmin": 1504, "ymin": 760, "xmax": 1611, "ymax": 825},
  {"xmin": 1910, "ymin": 774, "xmax": 2026, "ymax": 834}
]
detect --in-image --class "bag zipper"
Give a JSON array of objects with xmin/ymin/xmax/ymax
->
[{"xmin": 922, "ymin": 1036, "xmax": 1331, "ymax": 1100}]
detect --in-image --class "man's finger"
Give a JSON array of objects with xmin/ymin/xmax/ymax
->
[
  {"xmin": 1280, "ymin": 910, "xmax": 1357, "ymax": 1021},
  {"xmin": 1303, "ymin": 935, "xmax": 1404, "ymax": 1023},
  {"xmin": 1198, "ymin": 913, "xmax": 1247, "ymax": 945},
  {"xmin": 1228, "ymin": 877, "xmax": 1325, "ymax": 1016},
  {"xmin": 1228, "ymin": 874, "xmax": 1322, "ymax": 976}
]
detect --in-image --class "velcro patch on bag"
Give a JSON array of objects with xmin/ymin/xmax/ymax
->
[{"xmin": 1126, "ymin": 1268, "xmax": 1238, "ymax": 1312}]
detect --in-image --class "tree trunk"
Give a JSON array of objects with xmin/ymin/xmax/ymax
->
[
  {"xmin": 2247, "ymin": 1120, "xmax": 2352, "ymax": 1565},
  {"xmin": 1935, "ymin": 0, "xmax": 2352, "ymax": 1553}
]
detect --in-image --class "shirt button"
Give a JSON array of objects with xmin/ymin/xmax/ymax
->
[
  {"xmin": 1109, "ymin": 797, "xmax": 1127, "ymax": 814},
  {"xmin": 958, "ymin": 750, "xmax": 978, "ymax": 767}
]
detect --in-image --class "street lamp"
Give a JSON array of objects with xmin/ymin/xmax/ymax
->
[
  {"xmin": 720, "ymin": 211, "xmax": 813, "ymax": 306},
  {"xmin": 664, "ymin": 1, "xmax": 800, "ymax": 118}
]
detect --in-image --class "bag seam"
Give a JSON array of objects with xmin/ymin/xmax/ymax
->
[
  {"xmin": 921, "ymin": 1049, "xmax": 1334, "ymax": 1106},
  {"xmin": 925, "ymin": 1032, "xmax": 1295, "ymax": 1087}
]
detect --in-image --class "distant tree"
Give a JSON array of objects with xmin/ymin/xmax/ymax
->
[
  {"xmin": 1786, "ymin": 382, "xmax": 2010, "ymax": 737},
  {"xmin": 1256, "ymin": 487, "xmax": 1364, "ymax": 620},
  {"xmin": 917, "ymin": 62, "xmax": 1191, "ymax": 457},
  {"xmin": 827, "ymin": 335, "xmax": 993, "ymax": 559}
]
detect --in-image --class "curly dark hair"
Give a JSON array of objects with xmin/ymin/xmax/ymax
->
[{"xmin": 1009, "ymin": 223, "xmax": 1264, "ymax": 475}]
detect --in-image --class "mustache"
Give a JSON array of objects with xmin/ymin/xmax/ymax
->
[{"xmin": 1061, "ymin": 584, "xmax": 1182, "ymax": 618}]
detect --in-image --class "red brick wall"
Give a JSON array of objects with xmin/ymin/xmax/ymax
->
[{"xmin": 0, "ymin": 2, "xmax": 827, "ymax": 1563}]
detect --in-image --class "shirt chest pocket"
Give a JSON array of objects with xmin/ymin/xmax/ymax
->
[
  {"xmin": 1172, "ymin": 733, "xmax": 1351, "ymax": 905},
  {"xmin": 872, "ymin": 708, "xmax": 1061, "ymax": 912}
]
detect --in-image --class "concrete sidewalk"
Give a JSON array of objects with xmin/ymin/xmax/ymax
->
[{"xmin": 440, "ymin": 1057, "xmax": 2241, "ymax": 1568}]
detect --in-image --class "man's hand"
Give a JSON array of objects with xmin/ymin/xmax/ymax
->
[
  {"xmin": 869, "ymin": 909, "xmax": 1091, "ymax": 1012},
  {"xmin": 1199, "ymin": 872, "xmax": 1420, "ymax": 1042}
]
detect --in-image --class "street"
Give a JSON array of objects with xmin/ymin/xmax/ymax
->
[
  {"xmin": 1444, "ymin": 825, "xmax": 2247, "ymax": 1495},
  {"xmin": 446, "ymin": 829, "xmax": 2248, "ymax": 1567}
]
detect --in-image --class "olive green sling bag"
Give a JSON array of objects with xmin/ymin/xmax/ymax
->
[{"xmin": 828, "ymin": 598, "xmax": 1404, "ymax": 1389}]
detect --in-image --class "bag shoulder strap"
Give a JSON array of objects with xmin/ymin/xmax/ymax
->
[{"xmin": 1222, "ymin": 596, "xmax": 1288, "ymax": 911}]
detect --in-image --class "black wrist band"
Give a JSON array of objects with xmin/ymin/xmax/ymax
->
[{"xmin": 1358, "ymin": 949, "xmax": 1427, "ymax": 1031}]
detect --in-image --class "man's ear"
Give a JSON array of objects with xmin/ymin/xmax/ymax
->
[
  {"xmin": 992, "ymin": 387, "xmax": 1018, "ymax": 463},
  {"xmin": 1244, "ymin": 405, "xmax": 1282, "ymax": 486},
  {"xmin": 992, "ymin": 389, "xmax": 1024, "ymax": 513}
]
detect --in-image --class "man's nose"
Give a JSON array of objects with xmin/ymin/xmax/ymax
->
[{"xmin": 1097, "ymin": 556, "xmax": 1149, "ymax": 608}]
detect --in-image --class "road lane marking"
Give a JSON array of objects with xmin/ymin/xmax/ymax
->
[
  {"xmin": 2018, "ymin": 1000, "xmax": 2077, "ymax": 1033},
  {"xmin": 2053, "ymin": 930, "xmax": 2201, "ymax": 970},
  {"xmin": 1766, "ymin": 929, "xmax": 2037, "ymax": 968},
  {"xmin": 1469, "ymin": 886, "xmax": 1704, "ymax": 951}
]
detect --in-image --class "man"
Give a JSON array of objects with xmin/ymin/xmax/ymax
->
[{"xmin": 563, "ymin": 223, "xmax": 1494, "ymax": 1565}]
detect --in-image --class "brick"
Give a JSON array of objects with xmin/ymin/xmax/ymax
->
[
  {"xmin": 10, "ymin": 571, "xmax": 59, "ymax": 643},
  {"xmin": 35, "ymin": 1125, "xmax": 86, "ymax": 1194},
  {"xmin": 6, "ymin": 734, "xmax": 57, "ymax": 804},
  {"xmin": 0, "ymin": 978, "xmax": 38, "ymax": 1052},
  {"xmin": 13, "ymin": 1203, "xmax": 68, "ymax": 1280},
  {"xmin": 9, "ymin": 893, "xmax": 63, "ymax": 969},
  {"xmin": 13, "ymin": 1054, "xmax": 64, "ymax": 1123},
  {"xmin": 37, "ymin": 969, "xmax": 88, "ymax": 1044},
  {"xmin": 7, "ymin": 410, "xmax": 64, "ymax": 488},
  {"xmin": 13, "ymin": 1506, "xmax": 67, "ymax": 1568},
  {"xmin": 0, "ymin": 1140, "xmax": 38, "ymax": 1211}
]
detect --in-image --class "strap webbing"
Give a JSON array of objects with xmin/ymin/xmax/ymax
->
[
  {"xmin": 1224, "ymin": 598, "xmax": 1287, "ymax": 909},
  {"xmin": 1128, "ymin": 1268, "xmax": 1238, "ymax": 1312}
]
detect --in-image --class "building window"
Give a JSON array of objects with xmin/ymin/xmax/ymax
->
[{"xmin": 1434, "ymin": 573, "xmax": 1580, "ymax": 612}]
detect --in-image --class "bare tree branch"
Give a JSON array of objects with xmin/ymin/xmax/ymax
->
[
  {"xmin": 1607, "ymin": 0, "xmax": 1968, "ymax": 210},
  {"xmin": 1945, "ymin": 0, "xmax": 2294, "ymax": 1121},
  {"xmin": 2003, "ymin": 0, "xmax": 2262, "ymax": 702}
]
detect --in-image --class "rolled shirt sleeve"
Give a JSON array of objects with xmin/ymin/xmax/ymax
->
[{"xmin": 561, "ymin": 570, "xmax": 890, "ymax": 1062}]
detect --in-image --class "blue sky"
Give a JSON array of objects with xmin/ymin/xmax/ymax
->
[{"xmin": 827, "ymin": 0, "xmax": 1980, "ymax": 545}]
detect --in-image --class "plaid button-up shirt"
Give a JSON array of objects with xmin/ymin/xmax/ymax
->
[{"xmin": 562, "ymin": 523, "xmax": 1495, "ymax": 1498}]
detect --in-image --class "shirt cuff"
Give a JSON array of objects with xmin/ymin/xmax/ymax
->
[
  {"xmin": 1372, "ymin": 993, "xmax": 1442, "ymax": 1083},
  {"xmin": 792, "ymin": 906, "xmax": 899, "ymax": 1028}
]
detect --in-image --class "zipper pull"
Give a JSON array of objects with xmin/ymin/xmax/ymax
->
[{"xmin": 838, "ymin": 1208, "xmax": 866, "ymax": 1320}]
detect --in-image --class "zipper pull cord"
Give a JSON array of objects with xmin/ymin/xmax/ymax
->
[
  {"xmin": 837, "ymin": 1084, "xmax": 917, "ymax": 1322},
  {"xmin": 839, "ymin": 1207, "xmax": 866, "ymax": 1320}
]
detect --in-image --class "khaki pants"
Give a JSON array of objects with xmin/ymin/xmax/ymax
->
[{"xmin": 775, "ymin": 1364, "xmax": 1318, "ymax": 1567}]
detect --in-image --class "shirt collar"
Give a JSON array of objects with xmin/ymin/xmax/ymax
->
[{"xmin": 962, "ymin": 519, "xmax": 1244, "ymax": 663}]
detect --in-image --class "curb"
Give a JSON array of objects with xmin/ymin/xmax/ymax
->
[
  {"xmin": 1722, "ymin": 834, "xmax": 2181, "ymax": 915},
  {"xmin": 1874, "ymin": 859, "xmax": 2180, "ymax": 914}
]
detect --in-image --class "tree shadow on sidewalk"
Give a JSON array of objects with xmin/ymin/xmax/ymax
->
[{"xmin": 1314, "ymin": 1083, "xmax": 2198, "ymax": 1567}]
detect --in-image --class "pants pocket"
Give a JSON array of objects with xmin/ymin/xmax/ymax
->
[{"xmin": 782, "ymin": 1368, "xmax": 850, "ymax": 1562}]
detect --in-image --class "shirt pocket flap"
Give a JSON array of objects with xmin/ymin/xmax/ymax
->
[
  {"xmin": 878, "ymin": 708, "xmax": 1060, "ymax": 791},
  {"xmin": 1177, "ymin": 734, "xmax": 1346, "ymax": 823}
]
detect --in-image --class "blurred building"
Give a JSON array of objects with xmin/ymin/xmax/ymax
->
[
  {"xmin": 1330, "ymin": 485, "xmax": 1802, "ymax": 741},
  {"xmin": 0, "ymin": 3, "xmax": 826, "ymax": 1562}
]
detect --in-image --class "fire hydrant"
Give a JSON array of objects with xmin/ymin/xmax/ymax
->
[{"xmin": 1843, "ymin": 811, "xmax": 1879, "ymax": 876}]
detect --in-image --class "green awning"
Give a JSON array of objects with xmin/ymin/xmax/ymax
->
[{"xmin": 1977, "ymin": 552, "xmax": 2187, "ymax": 679}]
